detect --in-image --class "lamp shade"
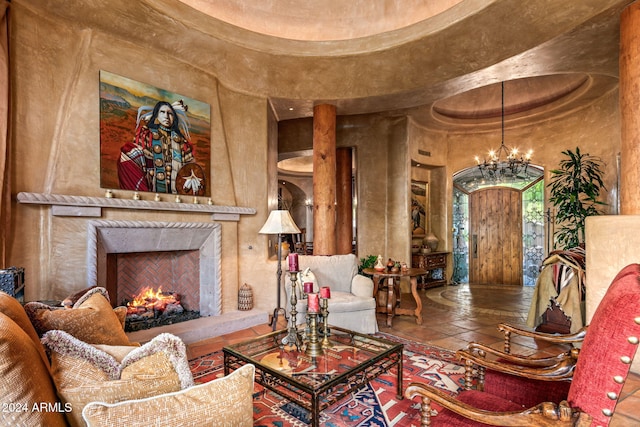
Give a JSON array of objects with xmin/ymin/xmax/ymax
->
[{"xmin": 259, "ymin": 210, "xmax": 301, "ymax": 234}]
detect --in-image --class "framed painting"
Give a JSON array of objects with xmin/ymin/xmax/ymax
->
[
  {"xmin": 411, "ymin": 181, "xmax": 428, "ymax": 236},
  {"xmin": 99, "ymin": 70, "xmax": 211, "ymax": 196}
]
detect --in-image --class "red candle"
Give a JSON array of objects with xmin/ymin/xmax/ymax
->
[
  {"xmin": 288, "ymin": 253, "xmax": 299, "ymax": 272},
  {"xmin": 303, "ymin": 282, "xmax": 313, "ymax": 293},
  {"xmin": 320, "ymin": 286, "xmax": 331, "ymax": 299},
  {"xmin": 308, "ymin": 293, "xmax": 320, "ymax": 313}
]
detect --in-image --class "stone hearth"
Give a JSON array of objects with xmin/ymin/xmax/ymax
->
[{"xmin": 126, "ymin": 310, "xmax": 267, "ymax": 344}]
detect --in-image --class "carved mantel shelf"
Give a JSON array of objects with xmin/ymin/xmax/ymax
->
[{"xmin": 16, "ymin": 192, "xmax": 256, "ymax": 221}]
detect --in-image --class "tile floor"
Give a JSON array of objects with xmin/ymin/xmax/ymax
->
[{"xmin": 186, "ymin": 283, "xmax": 640, "ymax": 426}]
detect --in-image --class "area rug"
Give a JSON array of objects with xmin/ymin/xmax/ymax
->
[{"xmin": 188, "ymin": 333, "xmax": 466, "ymax": 427}]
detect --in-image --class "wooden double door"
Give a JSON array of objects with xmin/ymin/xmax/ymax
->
[{"xmin": 469, "ymin": 187, "xmax": 522, "ymax": 286}]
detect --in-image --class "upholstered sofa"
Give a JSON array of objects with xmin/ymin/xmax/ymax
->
[
  {"xmin": 284, "ymin": 254, "xmax": 378, "ymax": 334},
  {"xmin": 0, "ymin": 289, "xmax": 254, "ymax": 427}
]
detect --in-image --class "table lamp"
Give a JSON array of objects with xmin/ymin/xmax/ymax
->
[{"xmin": 259, "ymin": 210, "xmax": 301, "ymax": 330}]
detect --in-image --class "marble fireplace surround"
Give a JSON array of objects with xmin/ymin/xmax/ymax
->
[{"xmin": 86, "ymin": 220, "xmax": 222, "ymax": 317}]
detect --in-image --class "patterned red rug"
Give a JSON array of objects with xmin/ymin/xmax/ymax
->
[{"xmin": 188, "ymin": 333, "xmax": 465, "ymax": 427}]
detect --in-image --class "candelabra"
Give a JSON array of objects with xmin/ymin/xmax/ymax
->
[
  {"xmin": 320, "ymin": 298, "xmax": 332, "ymax": 348},
  {"xmin": 281, "ymin": 271, "xmax": 304, "ymax": 350}
]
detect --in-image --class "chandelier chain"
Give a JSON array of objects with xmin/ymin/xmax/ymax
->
[{"xmin": 474, "ymin": 81, "xmax": 532, "ymax": 181}]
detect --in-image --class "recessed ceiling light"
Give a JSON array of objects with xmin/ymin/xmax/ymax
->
[{"xmin": 288, "ymin": 107, "xmax": 294, "ymax": 111}]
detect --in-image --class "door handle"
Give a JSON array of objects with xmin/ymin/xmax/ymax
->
[{"xmin": 472, "ymin": 234, "xmax": 478, "ymax": 259}]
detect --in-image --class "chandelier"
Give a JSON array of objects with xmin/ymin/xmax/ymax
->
[{"xmin": 474, "ymin": 82, "xmax": 532, "ymax": 181}]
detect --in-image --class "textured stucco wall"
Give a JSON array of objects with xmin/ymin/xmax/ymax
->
[
  {"xmin": 8, "ymin": 3, "xmax": 274, "ymax": 313},
  {"xmin": 7, "ymin": 1, "xmax": 417, "ymax": 313},
  {"xmin": 7, "ymin": 0, "xmax": 624, "ymax": 316},
  {"xmin": 586, "ymin": 215, "xmax": 640, "ymax": 374}
]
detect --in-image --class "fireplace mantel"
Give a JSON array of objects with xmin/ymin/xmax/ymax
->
[{"xmin": 17, "ymin": 192, "xmax": 255, "ymax": 221}]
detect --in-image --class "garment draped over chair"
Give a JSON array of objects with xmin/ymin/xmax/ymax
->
[{"xmin": 527, "ymin": 246, "xmax": 585, "ymax": 334}]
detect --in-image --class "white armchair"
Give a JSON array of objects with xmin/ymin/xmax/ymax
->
[{"xmin": 284, "ymin": 254, "xmax": 378, "ymax": 334}]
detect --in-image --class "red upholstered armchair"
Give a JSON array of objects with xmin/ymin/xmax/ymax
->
[{"xmin": 406, "ymin": 263, "xmax": 640, "ymax": 426}]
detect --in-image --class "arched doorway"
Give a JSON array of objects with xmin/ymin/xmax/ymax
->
[{"xmin": 452, "ymin": 166, "xmax": 544, "ymax": 286}]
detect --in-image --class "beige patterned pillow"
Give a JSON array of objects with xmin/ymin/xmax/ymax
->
[
  {"xmin": 25, "ymin": 287, "xmax": 131, "ymax": 345},
  {"xmin": 42, "ymin": 330, "xmax": 194, "ymax": 427},
  {"xmin": 82, "ymin": 364, "xmax": 255, "ymax": 427}
]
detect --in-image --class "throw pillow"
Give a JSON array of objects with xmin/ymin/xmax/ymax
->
[
  {"xmin": 62, "ymin": 287, "xmax": 127, "ymax": 328},
  {"xmin": 299, "ymin": 267, "xmax": 318, "ymax": 292},
  {"xmin": 81, "ymin": 364, "xmax": 255, "ymax": 427},
  {"xmin": 0, "ymin": 291, "xmax": 50, "ymax": 366},
  {"xmin": 62, "ymin": 285, "xmax": 100, "ymax": 307},
  {"xmin": 42, "ymin": 330, "xmax": 194, "ymax": 427},
  {"xmin": 0, "ymin": 312, "xmax": 68, "ymax": 427},
  {"xmin": 25, "ymin": 287, "xmax": 131, "ymax": 345}
]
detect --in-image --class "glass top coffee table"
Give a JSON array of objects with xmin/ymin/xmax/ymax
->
[{"xmin": 223, "ymin": 326, "xmax": 403, "ymax": 427}]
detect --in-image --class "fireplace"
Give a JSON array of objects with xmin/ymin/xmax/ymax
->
[
  {"xmin": 16, "ymin": 193, "xmax": 264, "ymax": 344},
  {"xmin": 86, "ymin": 220, "xmax": 222, "ymax": 318}
]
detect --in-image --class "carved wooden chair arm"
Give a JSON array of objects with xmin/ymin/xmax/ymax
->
[
  {"xmin": 462, "ymin": 342, "xmax": 579, "ymax": 368},
  {"xmin": 497, "ymin": 323, "xmax": 587, "ymax": 353},
  {"xmin": 405, "ymin": 382, "xmax": 588, "ymax": 426},
  {"xmin": 456, "ymin": 345, "xmax": 577, "ymax": 391}
]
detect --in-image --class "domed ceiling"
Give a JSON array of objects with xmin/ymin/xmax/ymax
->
[
  {"xmin": 432, "ymin": 74, "xmax": 589, "ymax": 122},
  {"xmin": 170, "ymin": 0, "xmax": 626, "ymax": 175},
  {"xmin": 178, "ymin": 0, "xmax": 464, "ymax": 41},
  {"xmin": 169, "ymin": 0, "xmax": 630, "ymax": 154}
]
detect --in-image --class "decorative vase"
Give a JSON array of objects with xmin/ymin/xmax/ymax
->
[
  {"xmin": 374, "ymin": 255, "xmax": 385, "ymax": 271},
  {"xmin": 424, "ymin": 232, "xmax": 439, "ymax": 252},
  {"xmin": 412, "ymin": 237, "xmax": 423, "ymax": 253},
  {"xmin": 387, "ymin": 258, "xmax": 395, "ymax": 272},
  {"xmin": 238, "ymin": 283, "xmax": 253, "ymax": 311}
]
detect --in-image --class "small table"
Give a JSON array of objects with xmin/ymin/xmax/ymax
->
[
  {"xmin": 364, "ymin": 267, "xmax": 426, "ymax": 327},
  {"xmin": 223, "ymin": 326, "xmax": 403, "ymax": 427}
]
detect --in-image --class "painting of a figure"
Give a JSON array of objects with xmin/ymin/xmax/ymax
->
[
  {"xmin": 411, "ymin": 181, "xmax": 428, "ymax": 235},
  {"xmin": 99, "ymin": 71, "xmax": 211, "ymax": 196}
]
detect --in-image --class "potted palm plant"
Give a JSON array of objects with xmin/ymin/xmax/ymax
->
[{"xmin": 548, "ymin": 147, "xmax": 606, "ymax": 250}]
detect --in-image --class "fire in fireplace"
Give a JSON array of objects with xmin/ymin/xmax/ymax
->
[{"xmin": 124, "ymin": 287, "xmax": 200, "ymax": 332}]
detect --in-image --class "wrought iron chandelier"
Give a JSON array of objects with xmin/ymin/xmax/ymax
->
[{"xmin": 474, "ymin": 82, "xmax": 533, "ymax": 181}]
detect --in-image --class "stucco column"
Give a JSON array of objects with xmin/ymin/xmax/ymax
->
[
  {"xmin": 313, "ymin": 104, "xmax": 337, "ymax": 255},
  {"xmin": 620, "ymin": 2, "xmax": 640, "ymax": 214},
  {"xmin": 336, "ymin": 147, "xmax": 353, "ymax": 254}
]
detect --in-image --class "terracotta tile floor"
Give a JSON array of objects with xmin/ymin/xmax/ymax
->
[{"xmin": 186, "ymin": 283, "xmax": 640, "ymax": 425}]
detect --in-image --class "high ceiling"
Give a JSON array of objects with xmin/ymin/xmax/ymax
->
[
  {"xmin": 172, "ymin": 0, "xmax": 630, "ymax": 132},
  {"xmin": 48, "ymin": 1, "xmax": 632, "ymax": 133},
  {"xmin": 171, "ymin": 0, "xmax": 632, "ymax": 175}
]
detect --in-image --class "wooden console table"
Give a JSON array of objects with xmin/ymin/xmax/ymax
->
[{"xmin": 411, "ymin": 251, "xmax": 449, "ymax": 289}]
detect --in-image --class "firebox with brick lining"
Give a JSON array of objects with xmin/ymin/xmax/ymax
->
[{"xmin": 123, "ymin": 286, "xmax": 200, "ymax": 332}]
